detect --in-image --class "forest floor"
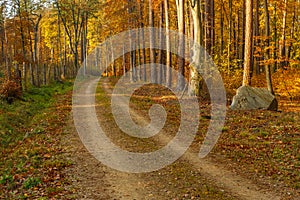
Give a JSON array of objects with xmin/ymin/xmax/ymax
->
[
  {"xmin": 0, "ymin": 76, "xmax": 299, "ymax": 199},
  {"xmin": 62, "ymin": 77, "xmax": 299, "ymax": 200}
]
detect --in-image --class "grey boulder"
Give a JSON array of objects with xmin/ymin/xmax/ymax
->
[{"xmin": 231, "ymin": 86, "xmax": 278, "ymax": 111}]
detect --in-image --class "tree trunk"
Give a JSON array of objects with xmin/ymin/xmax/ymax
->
[
  {"xmin": 243, "ymin": 0, "xmax": 253, "ymax": 86},
  {"xmin": 80, "ymin": 23, "xmax": 85, "ymax": 75},
  {"xmin": 227, "ymin": 0, "xmax": 232, "ymax": 73},
  {"xmin": 253, "ymin": 0, "xmax": 260, "ymax": 74},
  {"xmin": 137, "ymin": 31, "xmax": 141, "ymax": 81},
  {"xmin": 158, "ymin": 2, "xmax": 164, "ymax": 84},
  {"xmin": 58, "ymin": 12, "xmax": 63, "ymax": 78},
  {"xmin": 110, "ymin": 32, "xmax": 116, "ymax": 77},
  {"xmin": 15, "ymin": 64, "xmax": 22, "ymax": 92},
  {"xmin": 241, "ymin": 0, "xmax": 246, "ymax": 66},
  {"xmin": 279, "ymin": 0, "xmax": 288, "ymax": 68},
  {"xmin": 204, "ymin": 0, "xmax": 214, "ymax": 56},
  {"xmin": 211, "ymin": 0, "xmax": 215, "ymax": 56},
  {"xmin": 95, "ymin": 47, "xmax": 99, "ymax": 72},
  {"xmin": 138, "ymin": 0, "xmax": 147, "ymax": 81},
  {"xmin": 43, "ymin": 64, "xmax": 47, "ymax": 85},
  {"xmin": 29, "ymin": 63, "xmax": 34, "ymax": 85},
  {"xmin": 105, "ymin": 39, "xmax": 109, "ymax": 77},
  {"xmin": 138, "ymin": 0, "xmax": 145, "ymax": 68},
  {"xmin": 22, "ymin": 62, "xmax": 27, "ymax": 90},
  {"xmin": 149, "ymin": 0, "xmax": 156, "ymax": 83},
  {"xmin": 220, "ymin": 2, "xmax": 224, "ymax": 53},
  {"xmin": 176, "ymin": 0, "xmax": 186, "ymax": 91},
  {"xmin": 189, "ymin": 0, "xmax": 201, "ymax": 96},
  {"xmin": 272, "ymin": 0, "xmax": 278, "ymax": 72},
  {"xmin": 165, "ymin": 0, "xmax": 172, "ymax": 88},
  {"xmin": 132, "ymin": 48, "xmax": 137, "ymax": 80},
  {"xmin": 129, "ymin": 32, "xmax": 134, "ymax": 81},
  {"xmin": 19, "ymin": 15, "xmax": 27, "ymax": 64},
  {"xmin": 4, "ymin": 20, "xmax": 11, "ymax": 79},
  {"xmin": 263, "ymin": 0, "xmax": 275, "ymax": 94},
  {"xmin": 63, "ymin": 27, "xmax": 67, "ymax": 77},
  {"xmin": 123, "ymin": 43, "xmax": 126, "ymax": 76},
  {"xmin": 34, "ymin": 15, "xmax": 42, "ymax": 87},
  {"xmin": 237, "ymin": 10, "xmax": 241, "ymax": 60},
  {"xmin": 286, "ymin": 0, "xmax": 296, "ymax": 63}
]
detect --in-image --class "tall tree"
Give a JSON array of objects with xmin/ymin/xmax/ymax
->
[
  {"xmin": 286, "ymin": 0, "xmax": 297, "ymax": 62},
  {"xmin": 127, "ymin": 0, "xmax": 136, "ymax": 82},
  {"xmin": 55, "ymin": 0, "xmax": 87, "ymax": 73},
  {"xmin": 243, "ymin": 0, "xmax": 253, "ymax": 86},
  {"xmin": 33, "ymin": 14, "xmax": 42, "ymax": 86},
  {"xmin": 14, "ymin": 0, "xmax": 27, "ymax": 63},
  {"xmin": 1, "ymin": 2, "xmax": 11, "ymax": 79},
  {"xmin": 240, "ymin": 0, "xmax": 246, "ymax": 66},
  {"xmin": 253, "ymin": 0, "xmax": 260, "ymax": 74},
  {"xmin": 227, "ymin": 0, "xmax": 232, "ymax": 72},
  {"xmin": 157, "ymin": 2, "xmax": 164, "ymax": 84},
  {"xmin": 188, "ymin": 0, "xmax": 202, "ymax": 96},
  {"xmin": 204, "ymin": 0, "xmax": 214, "ymax": 56},
  {"xmin": 279, "ymin": 0, "xmax": 288, "ymax": 68},
  {"xmin": 272, "ymin": 0, "xmax": 278, "ymax": 72},
  {"xmin": 138, "ymin": 0, "xmax": 146, "ymax": 81},
  {"xmin": 149, "ymin": 0, "xmax": 156, "ymax": 83},
  {"xmin": 263, "ymin": 0, "xmax": 275, "ymax": 94},
  {"xmin": 176, "ymin": 0, "xmax": 185, "ymax": 91},
  {"xmin": 164, "ymin": 0, "xmax": 172, "ymax": 88}
]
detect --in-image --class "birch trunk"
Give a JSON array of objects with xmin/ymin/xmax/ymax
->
[{"xmin": 189, "ymin": 0, "xmax": 201, "ymax": 96}]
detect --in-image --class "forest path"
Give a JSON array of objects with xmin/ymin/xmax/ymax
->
[{"xmin": 64, "ymin": 77, "xmax": 284, "ymax": 200}]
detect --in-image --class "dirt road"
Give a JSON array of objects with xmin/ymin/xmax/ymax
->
[{"xmin": 63, "ymin": 77, "xmax": 289, "ymax": 199}]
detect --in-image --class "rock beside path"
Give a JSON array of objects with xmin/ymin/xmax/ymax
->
[{"xmin": 231, "ymin": 86, "xmax": 278, "ymax": 111}]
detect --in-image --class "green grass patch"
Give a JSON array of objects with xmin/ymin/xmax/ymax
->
[{"xmin": 23, "ymin": 177, "xmax": 41, "ymax": 189}]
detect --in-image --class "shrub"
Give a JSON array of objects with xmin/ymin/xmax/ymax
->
[{"xmin": 0, "ymin": 78, "xmax": 22, "ymax": 103}]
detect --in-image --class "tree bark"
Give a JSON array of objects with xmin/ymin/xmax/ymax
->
[
  {"xmin": 263, "ymin": 0, "xmax": 275, "ymax": 94},
  {"xmin": 149, "ymin": 0, "xmax": 156, "ymax": 83},
  {"xmin": 138, "ymin": 0, "xmax": 147, "ymax": 81},
  {"xmin": 243, "ymin": 0, "xmax": 253, "ymax": 86},
  {"xmin": 63, "ymin": 26, "xmax": 67, "ymax": 77},
  {"xmin": 176, "ymin": 0, "xmax": 186, "ymax": 91},
  {"xmin": 241, "ymin": 0, "xmax": 246, "ymax": 65},
  {"xmin": 279, "ymin": 0, "xmax": 288, "ymax": 68},
  {"xmin": 204, "ymin": 0, "xmax": 214, "ymax": 56},
  {"xmin": 220, "ymin": 2, "xmax": 224, "ymax": 53},
  {"xmin": 34, "ymin": 14, "xmax": 42, "ymax": 87},
  {"xmin": 3, "ymin": 18, "xmax": 11, "ymax": 79},
  {"xmin": 253, "ymin": 0, "xmax": 260, "ymax": 74},
  {"xmin": 127, "ymin": 0, "xmax": 135, "ymax": 81},
  {"xmin": 137, "ymin": 31, "xmax": 141, "ymax": 81},
  {"xmin": 158, "ymin": 2, "xmax": 164, "ymax": 84},
  {"xmin": 22, "ymin": 62, "xmax": 27, "ymax": 90},
  {"xmin": 58, "ymin": 12, "xmax": 63, "ymax": 78},
  {"xmin": 165, "ymin": 0, "xmax": 172, "ymax": 88},
  {"xmin": 227, "ymin": 0, "xmax": 232, "ymax": 73},
  {"xmin": 189, "ymin": 0, "xmax": 201, "ymax": 96},
  {"xmin": 122, "ymin": 43, "xmax": 126, "ymax": 76},
  {"xmin": 43, "ymin": 64, "xmax": 47, "ymax": 85},
  {"xmin": 286, "ymin": 0, "xmax": 296, "ymax": 63}
]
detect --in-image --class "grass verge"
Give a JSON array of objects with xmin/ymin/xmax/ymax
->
[{"xmin": 0, "ymin": 81, "xmax": 73, "ymax": 199}]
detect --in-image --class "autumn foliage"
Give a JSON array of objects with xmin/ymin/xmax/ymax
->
[{"xmin": 0, "ymin": 74, "xmax": 22, "ymax": 103}]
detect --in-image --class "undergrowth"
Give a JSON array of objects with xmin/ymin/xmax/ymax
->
[{"xmin": 0, "ymin": 81, "xmax": 74, "ymax": 199}]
